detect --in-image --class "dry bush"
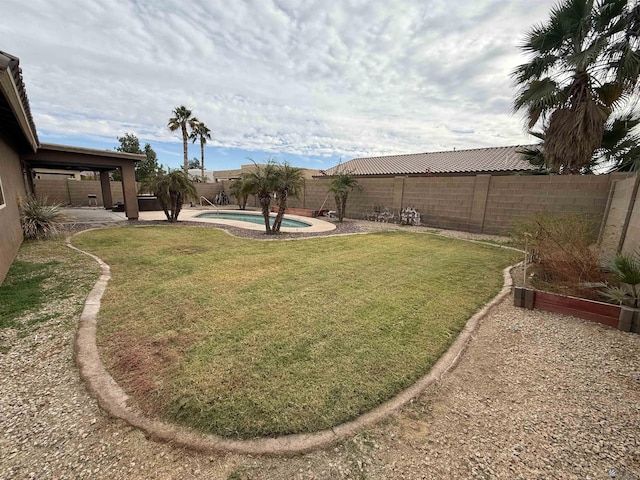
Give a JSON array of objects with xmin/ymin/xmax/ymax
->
[
  {"xmin": 19, "ymin": 195, "xmax": 67, "ymax": 240},
  {"xmin": 511, "ymin": 213, "xmax": 606, "ymax": 297}
]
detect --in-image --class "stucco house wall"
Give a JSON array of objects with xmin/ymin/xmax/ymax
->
[{"xmin": 0, "ymin": 134, "xmax": 27, "ymax": 283}]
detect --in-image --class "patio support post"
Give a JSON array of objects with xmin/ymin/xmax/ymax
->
[
  {"xmin": 99, "ymin": 171, "xmax": 113, "ymax": 209},
  {"xmin": 119, "ymin": 164, "xmax": 139, "ymax": 220},
  {"xmin": 22, "ymin": 163, "xmax": 35, "ymax": 195}
]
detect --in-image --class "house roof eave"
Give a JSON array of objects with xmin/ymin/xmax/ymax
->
[{"xmin": 0, "ymin": 52, "xmax": 38, "ymax": 152}]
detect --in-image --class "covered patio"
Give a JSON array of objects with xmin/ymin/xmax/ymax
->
[{"xmin": 22, "ymin": 143, "xmax": 144, "ymax": 220}]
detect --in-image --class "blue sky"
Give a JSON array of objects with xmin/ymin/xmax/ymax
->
[{"xmin": 2, "ymin": 0, "xmax": 557, "ymax": 172}]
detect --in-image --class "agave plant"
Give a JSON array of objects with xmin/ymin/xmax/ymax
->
[
  {"xmin": 19, "ymin": 195, "xmax": 67, "ymax": 240},
  {"xmin": 603, "ymin": 251, "xmax": 640, "ymax": 308}
]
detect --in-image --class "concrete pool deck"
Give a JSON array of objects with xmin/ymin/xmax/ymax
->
[
  {"xmin": 138, "ymin": 208, "xmax": 337, "ymax": 233},
  {"xmin": 60, "ymin": 207, "xmax": 337, "ymax": 233}
]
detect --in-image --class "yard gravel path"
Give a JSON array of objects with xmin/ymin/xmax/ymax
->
[{"xmin": 1, "ymin": 220, "xmax": 639, "ymax": 479}]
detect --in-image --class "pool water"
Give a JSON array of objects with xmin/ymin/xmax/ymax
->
[{"xmin": 195, "ymin": 211, "xmax": 312, "ymax": 228}]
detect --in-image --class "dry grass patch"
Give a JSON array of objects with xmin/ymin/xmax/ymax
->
[{"xmin": 73, "ymin": 226, "xmax": 518, "ymax": 438}]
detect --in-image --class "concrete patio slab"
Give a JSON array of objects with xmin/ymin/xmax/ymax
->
[{"xmin": 62, "ymin": 207, "xmax": 128, "ymax": 223}]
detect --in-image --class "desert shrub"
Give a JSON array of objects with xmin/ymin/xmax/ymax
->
[
  {"xmin": 19, "ymin": 195, "xmax": 67, "ymax": 240},
  {"xmin": 511, "ymin": 213, "xmax": 606, "ymax": 296},
  {"xmin": 602, "ymin": 250, "xmax": 640, "ymax": 307}
]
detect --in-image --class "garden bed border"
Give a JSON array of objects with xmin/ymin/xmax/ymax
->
[
  {"xmin": 514, "ymin": 286, "xmax": 640, "ymax": 334},
  {"xmin": 69, "ymin": 227, "xmax": 517, "ymax": 455}
]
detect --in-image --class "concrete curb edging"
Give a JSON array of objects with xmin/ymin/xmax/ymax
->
[{"xmin": 69, "ymin": 228, "xmax": 517, "ymax": 455}]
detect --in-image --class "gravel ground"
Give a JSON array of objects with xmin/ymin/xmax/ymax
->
[{"xmin": 1, "ymin": 221, "xmax": 639, "ymax": 479}]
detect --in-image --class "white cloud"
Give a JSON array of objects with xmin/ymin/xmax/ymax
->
[{"xmin": 1, "ymin": 0, "xmax": 557, "ymax": 165}]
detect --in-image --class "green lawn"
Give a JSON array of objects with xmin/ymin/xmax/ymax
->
[
  {"xmin": 0, "ymin": 236, "xmax": 99, "ymax": 352},
  {"xmin": 73, "ymin": 226, "xmax": 518, "ymax": 438}
]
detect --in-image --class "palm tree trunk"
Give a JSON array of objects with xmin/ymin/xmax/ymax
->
[
  {"xmin": 200, "ymin": 139, "xmax": 205, "ymax": 181},
  {"xmin": 340, "ymin": 194, "xmax": 348, "ymax": 222},
  {"xmin": 169, "ymin": 190, "xmax": 178, "ymax": 222},
  {"xmin": 181, "ymin": 125, "xmax": 188, "ymax": 173},
  {"xmin": 174, "ymin": 193, "xmax": 183, "ymax": 222},
  {"xmin": 162, "ymin": 205, "xmax": 171, "ymax": 222},
  {"xmin": 259, "ymin": 194, "xmax": 272, "ymax": 234},
  {"xmin": 273, "ymin": 192, "xmax": 288, "ymax": 233}
]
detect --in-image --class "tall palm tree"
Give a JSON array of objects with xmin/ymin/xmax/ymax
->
[
  {"xmin": 144, "ymin": 170, "xmax": 197, "ymax": 222},
  {"xmin": 168, "ymin": 106, "xmax": 199, "ymax": 174},
  {"xmin": 518, "ymin": 112, "xmax": 640, "ymax": 172},
  {"xmin": 272, "ymin": 163, "xmax": 305, "ymax": 233},
  {"xmin": 328, "ymin": 172, "xmax": 360, "ymax": 222},
  {"xmin": 512, "ymin": 0, "xmax": 640, "ymax": 173},
  {"xmin": 189, "ymin": 121, "xmax": 212, "ymax": 181},
  {"xmin": 244, "ymin": 161, "xmax": 279, "ymax": 234}
]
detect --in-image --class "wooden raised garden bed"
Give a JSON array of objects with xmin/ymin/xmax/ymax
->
[{"xmin": 514, "ymin": 287, "xmax": 640, "ymax": 334}]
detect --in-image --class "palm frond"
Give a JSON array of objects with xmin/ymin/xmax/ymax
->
[
  {"xmin": 168, "ymin": 105, "xmax": 192, "ymax": 130},
  {"xmin": 595, "ymin": 0, "xmax": 628, "ymax": 33},
  {"xmin": 613, "ymin": 251, "xmax": 640, "ymax": 285},
  {"xmin": 567, "ymin": 36, "xmax": 609, "ymax": 71},
  {"xmin": 529, "ymin": 129, "xmax": 547, "ymax": 141},
  {"xmin": 517, "ymin": 145, "xmax": 548, "ymax": 171},
  {"xmin": 512, "ymin": 55, "xmax": 559, "ymax": 83},
  {"xmin": 602, "ymin": 111, "xmax": 640, "ymax": 146},
  {"xmin": 609, "ymin": 39, "xmax": 640, "ymax": 86},
  {"xmin": 513, "ymin": 78, "xmax": 561, "ymax": 115}
]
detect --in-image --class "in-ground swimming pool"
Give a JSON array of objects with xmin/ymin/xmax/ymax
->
[{"xmin": 195, "ymin": 211, "xmax": 312, "ymax": 228}]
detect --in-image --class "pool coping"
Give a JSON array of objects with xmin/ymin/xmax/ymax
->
[
  {"xmin": 70, "ymin": 228, "xmax": 516, "ymax": 455},
  {"xmin": 138, "ymin": 208, "xmax": 337, "ymax": 233}
]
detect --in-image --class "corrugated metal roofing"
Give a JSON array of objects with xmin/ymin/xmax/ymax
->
[{"xmin": 321, "ymin": 145, "xmax": 537, "ymax": 176}]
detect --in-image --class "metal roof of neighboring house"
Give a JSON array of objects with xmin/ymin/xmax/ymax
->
[
  {"xmin": 320, "ymin": 145, "xmax": 538, "ymax": 177},
  {"xmin": 0, "ymin": 51, "xmax": 39, "ymax": 151}
]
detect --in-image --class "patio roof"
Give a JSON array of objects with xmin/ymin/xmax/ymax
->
[{"xmin": 23, "ymin": 142, "xmax": 144, "ymax": 171}]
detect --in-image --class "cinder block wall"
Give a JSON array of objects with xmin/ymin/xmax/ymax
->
[
  {"xmin": 296, "ymin": 178, "xmax": 333, "ymax": 210},
  {"xmin": 483, "ymin": 174, "xmax": 613, "ymax": 234},
  {"xmin": 68, "ymin": 180, "xmax": 102, "ymax": 206},
  {"xmin": 34, "ymin": 174, "xmax": 640, "ymax": 254},
  {"xmin": 600, "ymin": 176, "xmax": 636, "ymax": 256},
  {"xmin": 110, "ymin": 183, "xmax": 125, "ymax": 204},
  {"xmin": 195, "ymin": 183, "xmax": 226, "ymax": 202},
  {"xmin": 292, "ymin": 174, "xmax": 620, "ymax": 235},
  {"xmin": 34, "ymin": 179, "xmax": 71, "ymax": 204},
  {"xmin": 35, "ymin": 179, "xmax": 128, "ymax": 206},
  {"xmin": 620, "ymin": 179, "xmax": 640, "ymax": 256},
  {"xmin": 347, "ymin": 178, "xmax": 395, "ymax": 217},
  {"xmin": 403, "ymin": 176, "xmax": 477, "ymax": 231}
]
